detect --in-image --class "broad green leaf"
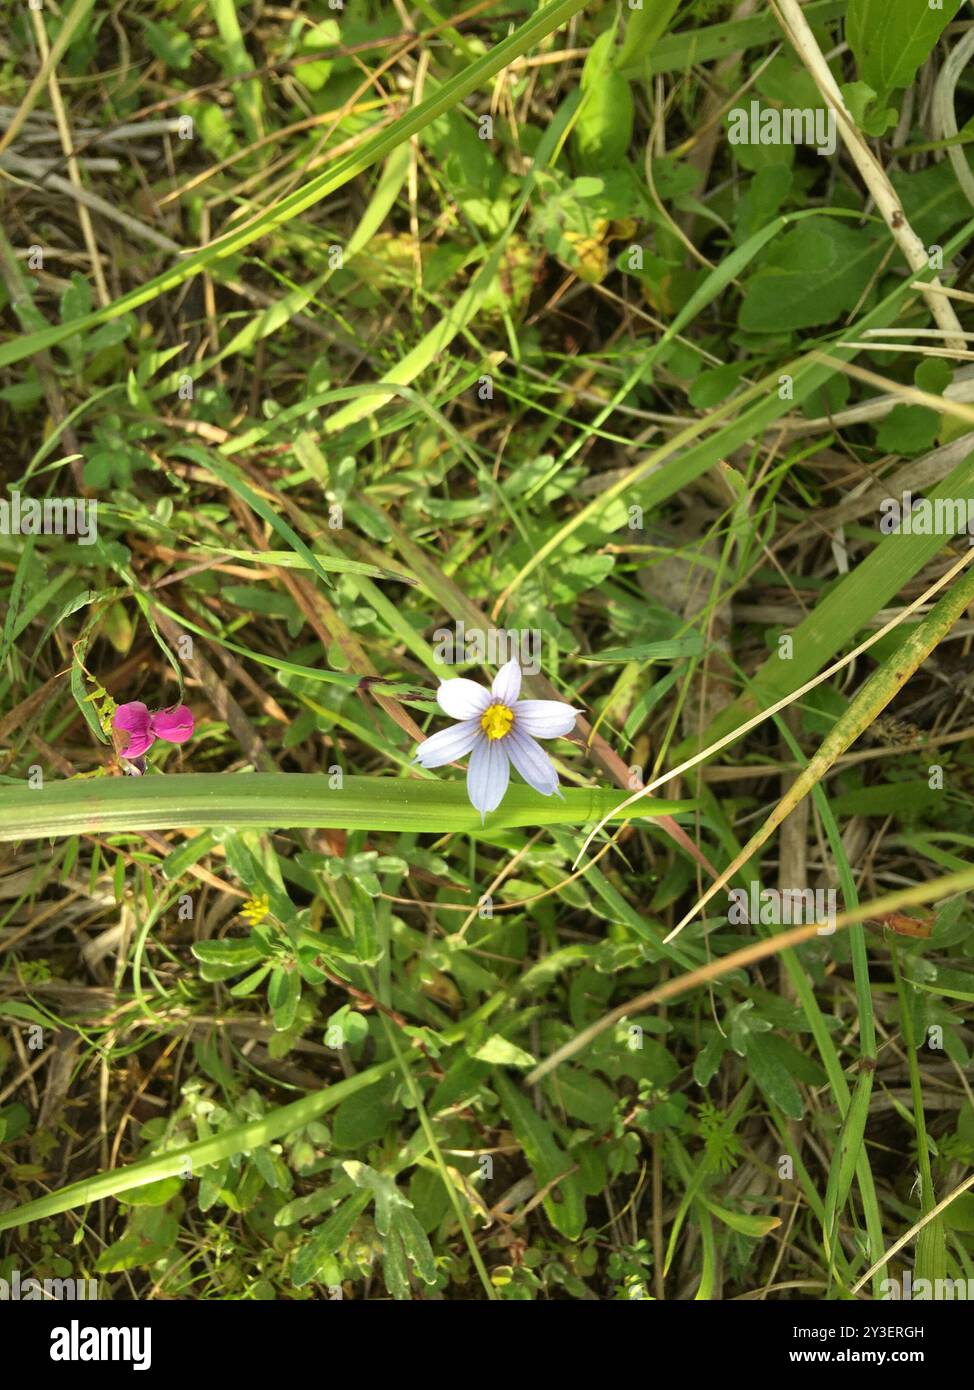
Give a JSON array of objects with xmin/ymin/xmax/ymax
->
[
  {"xmin": 472, "ymin": 1036, "xmax": 537, "ymax": 1068},
  {"xmin": 276, "ymin": 1185, "xmax": 353, "ymax": 1229},
  {"xmin": 381, "ymin": 1229, "xmax": 411, "ymax": 1300},
  {"xmin": 115, "ymin": 1177, "xmax": 183, "ymax": 1207},
  {"xmin": 906, "ymin": 963, "xmax": 974, "ymax": 1003},
  {"xmin": 943, "ymin": 1194, "xmax": 974, "ymax": 1233},
  {"xmin": 291, "ymin": 1191, "xmax": 371, "ymax": 1288},
  {"xmin": 94, "ymin": 1206, "xmax": 178, "ymax": 1272},
  {"xmin": 394, "ymin": 1206, "xmax": 438, "ymax": 1287},
  {"xmin": 332, "ymin": 1087, "xmax": 396, "ymax": 1150},
  {"xmin": 743, "ymin": 1033, "xmax": 804, "ymax": 1120},
  {"xmin": 618, "ymin": 0, "xmax": 684, "ymax": 69},
  {"xmin": 620, "ymin": 2, "xmax": 848, "ymax": 77},
  {"xmin": 191, "ymin": 938, "xmax": 263, "ymax": 981},
  {"xmin": 574, "ymin": 30, "xmax": 634, "ymax": 172},
  {"xmin": 269, "ymin": 966, "xmax": 301, "ymax": 1032},
  {"xmin": 739, "ymin": 217, "xmax": 881, "ymax": 331},
  {"xmin": 847, "ymin": 0, "xmax": 964, "ymax": 98},
  {"xmin": 544, "ymin": 1065, "xmax": 617, "ymax": 1129}
]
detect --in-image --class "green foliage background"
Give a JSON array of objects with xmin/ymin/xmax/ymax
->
[{"xmin": 1, "ymin": 0, "xmax": 974, "ymax": 1302}]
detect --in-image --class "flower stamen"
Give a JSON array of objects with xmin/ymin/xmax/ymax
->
[{"xmin": 480, "ymin": 703, "xmax": 514, "ymax": 741}]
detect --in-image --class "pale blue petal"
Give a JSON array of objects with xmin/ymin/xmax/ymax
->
[
  {"xmin": 512, "ymin": 700, "xmax": 579, "ymax": 739},
  {"xmin": 505, "ymin": 729, "xmax": 561, "ymax": 797},
  {"xmin": 491, "ymin": 658, "xmax": 521, "ymax": 707},
  {"xmin": 414, "ymin": 719, "xmax": 481, "ymax": 769},
  {"xmin": 436, "ymin": 678, "xmax": 491, "ymax": 720},
  {"xmin": 466, "ymin": 735, "xmax": 510, "ymax": 816}
]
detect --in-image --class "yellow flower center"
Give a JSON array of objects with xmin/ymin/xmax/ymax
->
[{"xmin": 480, "ymin": 703, "xmax": 514, "ymax": 741}]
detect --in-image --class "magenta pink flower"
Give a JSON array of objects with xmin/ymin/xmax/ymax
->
[{"xmin": 112, "ymin": 702, "xmax": 195, "ymax": 759}]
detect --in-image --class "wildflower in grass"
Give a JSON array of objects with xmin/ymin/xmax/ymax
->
[
  {"xmin": 414, "ymin": 658, "xmax": 579, "ymax": 817},
  {"xmin": 112, "ymin": 702, "xmax": 195, "ymax": 763},
  {"xmin": 241, "ymin": 894, "xmax": 270, "ymax": 927}
]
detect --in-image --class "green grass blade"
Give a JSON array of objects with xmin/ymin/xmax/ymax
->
[
  {"xmin": 0, "ymin": 1059, "xmax": 399, "ymax": 1232},
  {"xmin": 0, "ymin": 0, "xmax": 591, "ymax": 371},
  {"xmin": 0, "ymin": 774, "xmax": 697, "ymax": 842}
]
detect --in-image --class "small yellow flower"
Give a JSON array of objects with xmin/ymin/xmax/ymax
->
[{"xmin": 241, "ymin": 894, "xmax": 270, "ymax": 926}]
